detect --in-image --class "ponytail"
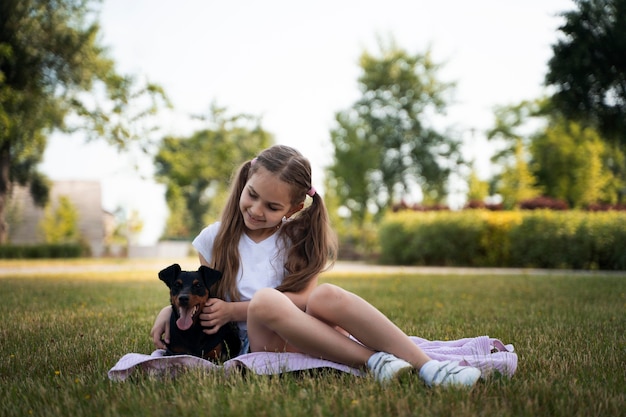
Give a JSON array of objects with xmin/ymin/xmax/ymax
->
[
  {"xmin": 278, "ymin": 192, "xmax": 337, "ymax": 293},
  {"xmin": 211, "ymin": 160, "xmax": 252, "ymax": 301}
]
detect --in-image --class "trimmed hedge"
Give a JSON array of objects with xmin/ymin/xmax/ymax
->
[
  {"xmin": 379, "ymin": 210, "xmax": 626, "ymax": 270},
  {"xmin": 0, "ymin": 243, "xmax": 85, "ymax": 259}
]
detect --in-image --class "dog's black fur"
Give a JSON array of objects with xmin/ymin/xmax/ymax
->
[{"xmin": 158, "ymin": 263, "xmax": 240, "ymax": 362}]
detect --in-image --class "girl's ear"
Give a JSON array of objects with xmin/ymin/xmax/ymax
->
[{"xmin": 286, "ymin": 202, "xmax": 305, "ymax": 218}]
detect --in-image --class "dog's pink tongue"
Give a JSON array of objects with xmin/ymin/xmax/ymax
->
[{"xmin": 176, "ymin": 307, "xmax": 193, "ymax": 331}]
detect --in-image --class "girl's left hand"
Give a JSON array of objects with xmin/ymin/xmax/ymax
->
[{"xmin": 199, "ymin": 298, "xmax": 231, "ymax": 335}]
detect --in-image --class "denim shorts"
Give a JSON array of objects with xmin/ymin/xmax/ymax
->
[{"xmin": 238, "ymin": 329, "xmax": 250, "ymax": 357}]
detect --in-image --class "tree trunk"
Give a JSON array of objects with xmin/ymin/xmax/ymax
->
[{"xmin": 0, "ymin": 142, "xmax": 11, "ymax": 244}]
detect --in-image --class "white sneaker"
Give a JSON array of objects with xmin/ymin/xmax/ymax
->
[
  {"xmin": 367, "ymin": 351, "xmax": 414, "ymax": 384},
  {"xmin": 419, "ymin": 359, "xmax": 481, "ymax": 388}
]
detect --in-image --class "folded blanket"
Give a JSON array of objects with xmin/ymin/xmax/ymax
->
[{"xmin": 108, "ymin": 335, "xmax": 517, "ymax": 381}]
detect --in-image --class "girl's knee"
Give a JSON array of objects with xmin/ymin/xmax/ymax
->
[
  {"xmin": 250, "ymin": 287, "xmax": 278, "ymax": 303},
  {"xmin": 248, "ymin": 288, "xmax": 286, "ymax": 321},
  {"xmin": 310, "ymin": 283, "xmax": 342, "ymax": 298},
  {"xmin": 307, "ymin": 283, "xmax": 349, "ymax": 316}
]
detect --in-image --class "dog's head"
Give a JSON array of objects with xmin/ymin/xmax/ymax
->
[{"xmin": 158, "ymin": 264, "xmax": 222, "ymax": 331}]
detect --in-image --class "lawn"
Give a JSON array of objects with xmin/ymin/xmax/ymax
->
[{"xmin": 0, "ymin": 261, "xmax": 624, "ymax": 417}]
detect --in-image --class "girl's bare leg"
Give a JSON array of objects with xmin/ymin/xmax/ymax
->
[
  {"xmin": 247, "ymin": 287, "xmax": 375, "ymax": 368},
  {"xmin": 247, "ymin": 284, "xmax": 431, "ymax": 369},
  {"xmin": 305, "ymin": 283, "xmax": 431, "ymax": 369},
  {"xmin": 302, "ymin": 284, "xmax": 482, "ymax": 387}
]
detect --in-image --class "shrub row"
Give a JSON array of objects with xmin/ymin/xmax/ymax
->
[
  {"xmin": 395, "ymin": 197, "xmax": 626, "ymax": 212},
  {"xmin": 0, "ymin": 243, "xmax": 85, "ymax": 259},
  {"xmin": 379, "ymin": 210, "xmax": 626, "ymax": 270}
]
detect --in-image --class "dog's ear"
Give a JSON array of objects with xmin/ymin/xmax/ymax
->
[
  {"xmin": 158, "ymin": 263, "xmax": 182, "ymax": 287},
  {"xmin": 198, "ymin": 265, "xmax": 222, "ymax": 291}
]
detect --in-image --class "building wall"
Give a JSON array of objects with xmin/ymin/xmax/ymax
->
[{"xmin": 8, "ymin": 181, "xmax": 107, "ymax": 257}]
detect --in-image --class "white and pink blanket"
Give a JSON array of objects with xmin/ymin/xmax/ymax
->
[{"xmin": 108, "ymin": 335, "xmax": 517, "ymax": 381}]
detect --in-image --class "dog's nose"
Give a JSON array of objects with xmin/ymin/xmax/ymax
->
[{"xmin": 178, "ymin": 294, "xmax": 189, "ymax": 305}]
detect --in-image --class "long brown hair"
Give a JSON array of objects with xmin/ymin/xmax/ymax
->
[{"xmin": 210, "ymin": 145, "xmax": 337, "ymax": 301}]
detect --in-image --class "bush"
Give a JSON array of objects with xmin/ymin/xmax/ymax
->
[
  {"xmin": 508, "ymin": 210, "xmax": 581, "ymax": 268},
  {"xmin": 576, "ymin": 212, "xmax": 626, "ymax": 269},
  {"xmin": 464, "ymin": 200, "xmax": 504, "ymax": 211},
  {"xmin": 519, "ymin": 196, "xmax": 569, "ymax": 210},
  {"xmin": 380, "ymin": 211, "xmax": 485, "ymax": 266},
  {"xmin": 585, "ymin": 203, "xmax": 626, "ymax": 211},
  {"xmin": 378, "ymin": 211, "xmax": 418, "ymax": 265},
  {"xmin": 479, "ymin": 211, "xmax": 524, "ymax": 267},
  {"xmin": 0, "ymin": 243, "xmax": 85, "ymax": 259},
  {"xmin": 379, "ymin": 210, "xmax": 626, "ymax": 270}
]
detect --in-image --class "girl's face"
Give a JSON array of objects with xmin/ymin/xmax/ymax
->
[{"xmin": 239, "ymin": 167, "xmax": 303, "ymax": 241}]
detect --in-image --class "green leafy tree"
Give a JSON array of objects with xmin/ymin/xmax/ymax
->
[
  {"xmin": 487, "ymin": 101, "xmax": 543, "ymax": 208},
  {"xmin": 531, "ymin": 119, "xmax": 618, "ymax": 207},
  {"xmin": 39, "ymin": 195, "xmax": 79, "ymax": 243},
  {"xmin": 155, "ymin": 105, "xmax": 273, "ymax": 240},
  {"xmin": 327, "ymin": 113, "xmax": 376, "ymax": 226},
  {"xmin": 113, "ymin": 208, "xmax": 144, "ymax": 245},
  {"xmin": 545, "ymin": 0, "xmax": 626, "ymax": 146},
  {"xmin": 603, "ymin": 142, "xmax": 626, "ymax": 202},
  {"xmin": 488, "ymin": 99, "xmax": 625, "ymax": 207},
  {"xmin": 487, "ymin": 100, "xmax": 542, "ymax": 164},
  {"xmin": 496, "ymin": 140, "xmax": 542, "ymax": 209},
  {"xmin": 466, "ymin": 164, "xmax": 490, "ymax": 204},
  {"xmin": 161, "ymin": 186, "xmax": 190, "ymax": 240},
  {"xmin": 328, "ymin": 38, "xmax": 461, "ymax": 225},
  {"xmin": 488, "ymin": 99, "xmax": 624, "ymax": 207},
  {"xmin": 0, "ymin": 0, "xmax": 169, "ymax": 243}
]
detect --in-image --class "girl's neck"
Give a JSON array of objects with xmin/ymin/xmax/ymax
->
[{"xmin": 245, "ymin": 226, "xmax": 280, "ymax": 243}]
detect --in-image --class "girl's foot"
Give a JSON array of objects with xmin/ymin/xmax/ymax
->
[
  {"xmin": 367, "ymin": 351, "xmax": 414, "ymax": 384},
  {"xmin": 418, "ymin": 359, "xmax": 481, "ymax": 387}
]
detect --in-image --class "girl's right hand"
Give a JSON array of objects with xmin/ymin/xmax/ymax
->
[{"xmin": 150, "ymin": 306, "xmax": 172, "ymax": 349}]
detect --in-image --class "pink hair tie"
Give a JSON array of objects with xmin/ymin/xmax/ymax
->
[
  {"xmin": 250, "ymin": 158, "xmax": 257, "ymax": 165},
  {"xmin": 307, "ymin": 186, "xmax": 316, "ymax": 197}
]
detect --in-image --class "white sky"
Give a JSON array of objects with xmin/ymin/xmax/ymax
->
[{"xmin": 40, "ymin": 0, "xmax": 574, "ymax": 245}]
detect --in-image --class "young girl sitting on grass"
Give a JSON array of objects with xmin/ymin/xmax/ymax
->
[{"xmin": 150, "ymin": 144, "xmax": 481, "ymax": 387}]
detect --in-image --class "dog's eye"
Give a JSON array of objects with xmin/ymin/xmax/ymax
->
[
  {"xmin": 173, "ymin": 281, "xmax": 183, "ymax": 289},
  {"xmin": 193, "ymin": 282, "xmax": 201, "ymax": 289}
]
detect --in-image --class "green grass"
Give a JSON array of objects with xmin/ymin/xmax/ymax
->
[{"xmin": 1, "ymin": 263, "xmax": 624, "ymax": 417}]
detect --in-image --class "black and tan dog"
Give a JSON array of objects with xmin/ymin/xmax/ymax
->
[{"xmin": 158, "ymin": 263, "xmax": 240, "ymax": 362}]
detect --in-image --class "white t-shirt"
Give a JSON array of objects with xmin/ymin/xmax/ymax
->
[{"xmin": 191, "ymin": 222, "xmax": 287, "ymax": 330}]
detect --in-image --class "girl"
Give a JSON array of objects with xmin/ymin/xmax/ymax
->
[{"xmin": 151, "ymin": 144, "xmax": 481, "ymax": 387}]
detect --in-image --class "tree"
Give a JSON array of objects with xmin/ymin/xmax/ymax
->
[
  {"xmin": 487, "ymin": 100, "xmax": 543, "ymax": 163},
  {"xmin": 154, "ymin": 105, "xmax": 273, "ymax": 240},
  {"xmin": 465, "ymin": 165, "xmax": 490, "ymax": 204},
  {"xmin": 328, "ymin": 38, "xmax": 461, "ymax": 225},
  {"xmin": 486, "ymin": 101, "xmax": 543, "ymax": 208},
  {"xmin": 39, "ymin": 195, "xmax": 80, "ymax": 243},
  {"xmin": 487, "ymin": 100, "xmax": 624, "ymax": 207},
  {"xmin": 531, "ymin": 119, "xmax": 618, "ymax": 207},
  {"xmin": 496, "ymin": 140, "xmax": 542, "ymax": 209},
  {"xmin": 0, "ymin": 0, "xmax": 169, "ymax": 243},
  {"xmin": 545, "ymin": 0, "xmax": 626, "ymax": 146},
  {"xmin": 327, "ymin": 112, "xmax": 378, "ymax": 226}
]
